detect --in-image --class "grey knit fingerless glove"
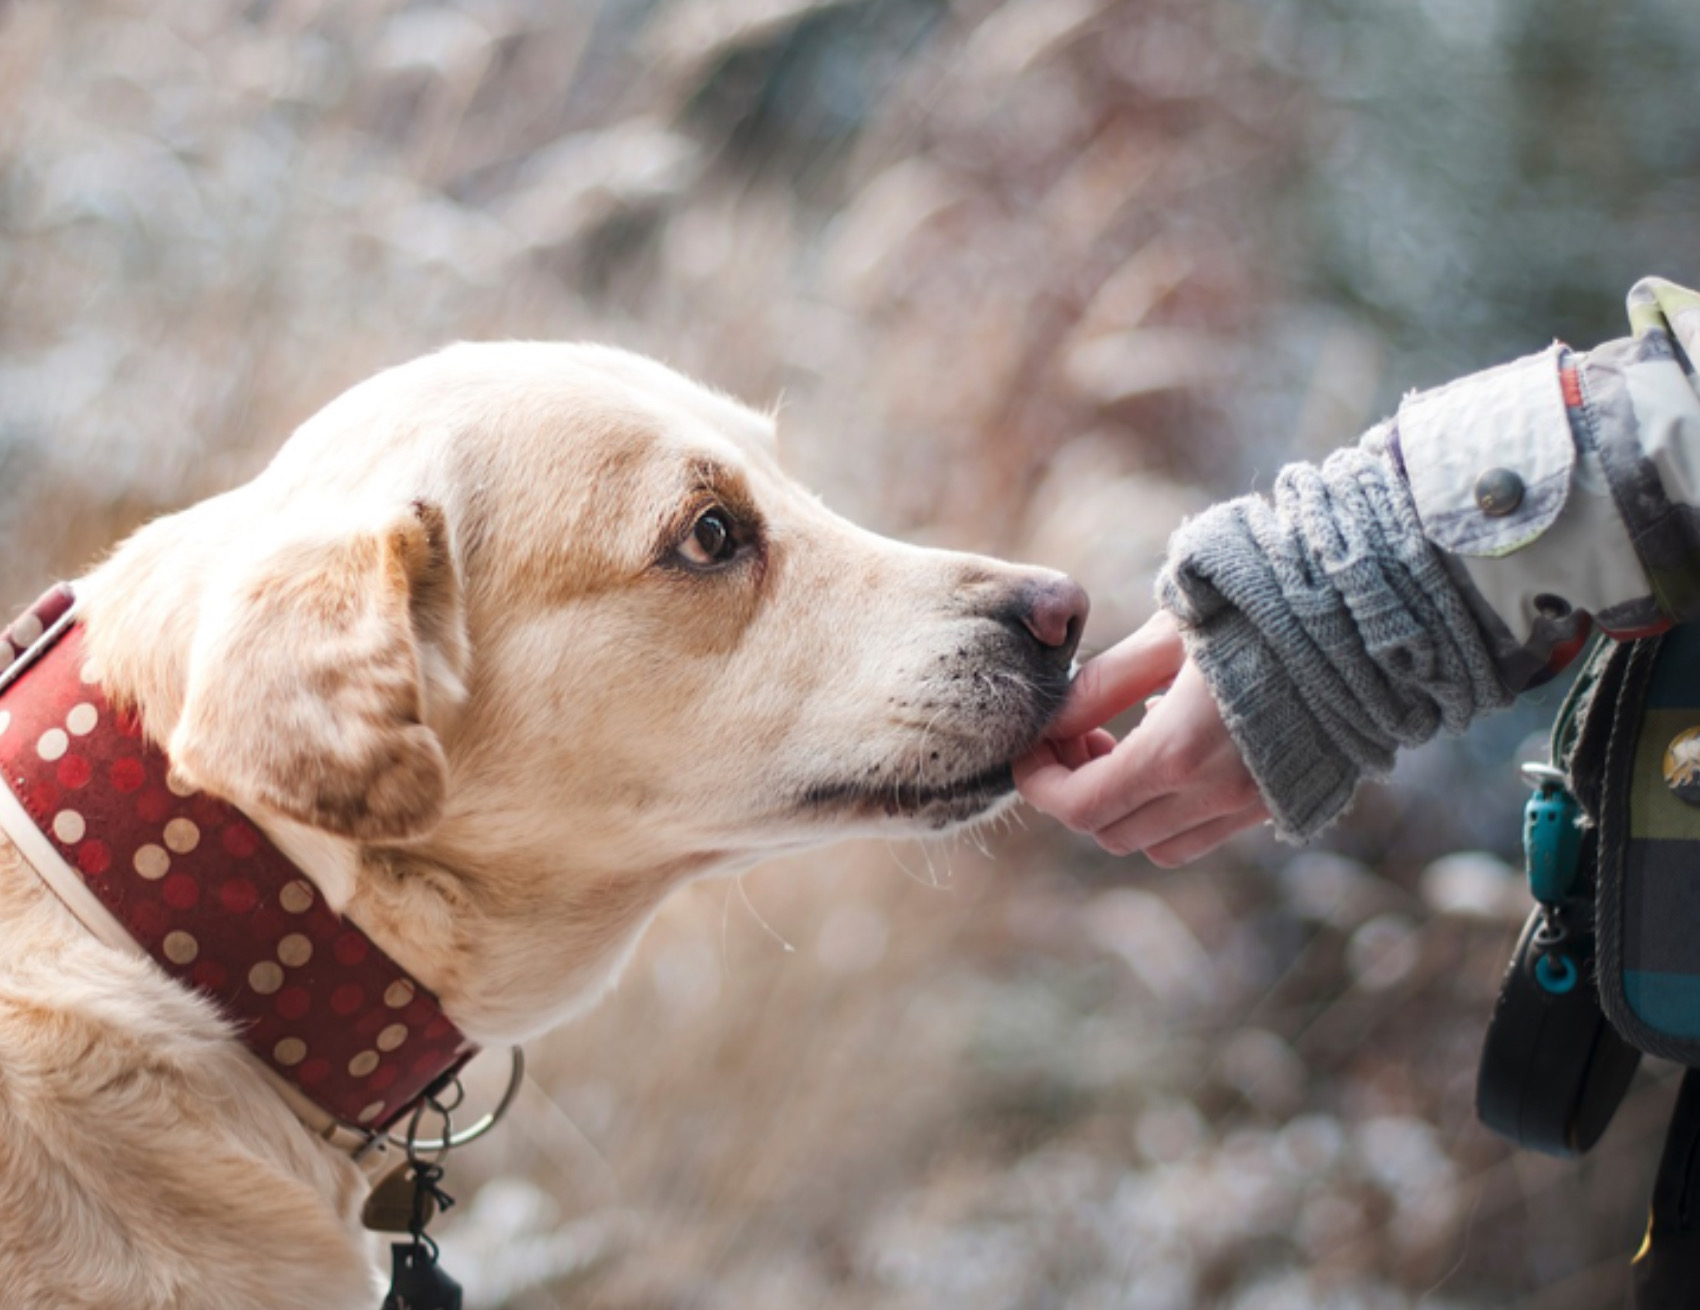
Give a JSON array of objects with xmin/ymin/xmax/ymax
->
[{"xmin": 1156, "ymin": 432, "xmax": 1513, "ymax": 841}]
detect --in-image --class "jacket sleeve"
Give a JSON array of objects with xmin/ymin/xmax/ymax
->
[{"xmin": 1158, "ymin": 277, "xmax": 1700, "ymax": 842}]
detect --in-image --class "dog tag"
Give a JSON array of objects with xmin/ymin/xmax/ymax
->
[
  {"xmin": 382, "ymin": 1240, "xmax": 462, "ymax": 1310},
  {"xmin": 364, "ymin": 1168, "xmax": 436, "ymax": 1234}
]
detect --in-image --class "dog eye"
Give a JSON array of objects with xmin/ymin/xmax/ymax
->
[{"xmin": 678, "ymin": 509, "xmax": 739, "ymax": 567}]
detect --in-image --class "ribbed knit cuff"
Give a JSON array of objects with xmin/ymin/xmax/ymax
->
[
  {"xmin": 1172, "ymin": 606, "xmax": 1362, "ymax": 842},
  {"xmin": 1156, "ymin": 440, "xmax": 1513, "ymax": 843}
]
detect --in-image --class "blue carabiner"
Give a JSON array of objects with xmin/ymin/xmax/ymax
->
[{"xmin": 1521, "ymin": 764, "xmax": 1584, "ymax": 906}]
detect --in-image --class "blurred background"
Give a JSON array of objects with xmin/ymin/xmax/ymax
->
[{"xmin": 4, "ymin": 0, "xmax": 1700, "ymax": 1305}]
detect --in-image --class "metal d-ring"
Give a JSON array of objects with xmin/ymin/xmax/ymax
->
[{"xmin": 387, "ymin": 1046, "xmax": 525, "ymax": 1154}]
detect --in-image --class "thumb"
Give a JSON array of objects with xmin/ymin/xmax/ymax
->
[{"xmin": 1046, "ymin": 609, "xmax": 1187, "ymax": 740}]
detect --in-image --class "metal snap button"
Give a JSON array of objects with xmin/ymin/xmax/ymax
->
[
  {"xmin": 1474, "ymin": 467, "xmax": 1525, "ymax": 517},
  {"xmin": 1664, "ymin": 726, "xmax": 1700, "ymax": 806}
]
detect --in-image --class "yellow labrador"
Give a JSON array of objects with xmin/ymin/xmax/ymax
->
[{"xmin": 0, "ymin": 344, "xmax": 1086, "ymax": 1309}]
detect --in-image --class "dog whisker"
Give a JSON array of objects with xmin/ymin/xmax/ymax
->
[
  {"xmin": 919, "ymin": 839, "xmax": 947, "ymax": 889},
  {"xmin": 882, "ymin": 837, "xmax": 950, "ymax": 891},
  {"xmin": 735, "ymin": 873, "xmax": 795, "ymax": 954},
  {"xmin": 719, "ymin": 878, "xmax": 737, "ymax": 981}
]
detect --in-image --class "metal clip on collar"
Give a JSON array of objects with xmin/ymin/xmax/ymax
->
[{"xmin": 390, "ymin": 1046, "xmax": 526, "ymax": 1156}]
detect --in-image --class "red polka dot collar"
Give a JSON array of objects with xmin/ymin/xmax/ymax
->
[{"xmin": 0, "ymin": 586, "xmax": 476, "ymax": 1139}]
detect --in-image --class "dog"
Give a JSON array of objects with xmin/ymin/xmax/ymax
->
[{"xmin": 0, "ymin": 342, "xmax": 1087, "ymax": 1309}]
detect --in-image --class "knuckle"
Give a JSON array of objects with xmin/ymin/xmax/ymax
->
[
  {"xmin": 1168, "ymin": 734, "xmax": 1214, "ymax": 778},
  {"xmin": 1143, "ymin": 747, "xmax": 1188, "ymax": 794},
  {"xmin": 1081, "ymin": 803, "xmax": 1119, "ymax": 835},
  {"xmin": 1096, "ymin": 831, "xmax": 1135, "ymax": 858},
  {"xmin": 1147, "ymin": 839, "xmax": 1196, "ymax": 869},
  {"xmin": 1054, "ymin": 796, "xmax": 1093, "ymax": 831},
  {"xmin": 1070, "ymin": 787, "xmax": 1119, "ymax": 834}
]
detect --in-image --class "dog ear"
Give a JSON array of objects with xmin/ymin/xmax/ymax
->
[{"xmin": 169, "ymin": 500, "xmax": 467, "ymax": 844}]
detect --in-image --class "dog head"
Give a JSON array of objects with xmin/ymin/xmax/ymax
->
[{"xmin": 83, "ymin": 345, "xmax": 1087, "ymax": 1036}]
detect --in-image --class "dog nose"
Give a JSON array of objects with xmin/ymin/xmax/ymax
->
[{"xmin": 1018, "ymin": 576, "xmax": 1089, "ymax": 663}]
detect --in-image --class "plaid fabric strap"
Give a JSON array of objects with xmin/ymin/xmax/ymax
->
[{"xmin": 1596, "ymin": 623, "xmax": 1700, "ymax": 1063}]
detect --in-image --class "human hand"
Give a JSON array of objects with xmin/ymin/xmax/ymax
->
[{"xmin": 1014, "ymin": 610, "xmax": 1269, "ymax": 866}]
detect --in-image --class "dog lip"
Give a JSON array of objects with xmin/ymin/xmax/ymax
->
[{"xmin": 800, "ymin": 762, "xmax": 1015, "ymax": 817}]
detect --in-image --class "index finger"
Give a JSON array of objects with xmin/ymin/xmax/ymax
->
[
  {"xmin": 1046, "ymin": 610, "xmax": 1187, "ymax": 740},
  {"xmin": 1015, "ymin": 722, "xmax": 1173, "ymax": 833}
]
